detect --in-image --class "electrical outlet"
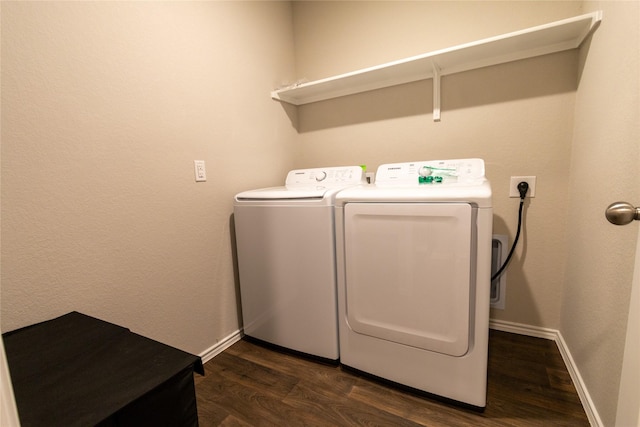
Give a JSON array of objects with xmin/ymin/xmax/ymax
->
[
  {"xmin": 509, "ymin": 176, "xmax": 536, "ymax": 198},
  {"xmin": 194, "ymin": 160, "xmax": 207, "ymax": 182},
  {"xmin": 365, "ymin": 172, "xmax": 375, "ymax": 184}
]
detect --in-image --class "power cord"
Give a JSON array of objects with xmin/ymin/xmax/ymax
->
[{"xmin": 491, "ymin": 182, "xmax": 529, "ymax": 282}]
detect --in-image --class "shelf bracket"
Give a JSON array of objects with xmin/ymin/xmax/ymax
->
[{"xmin": 432, "ymin": 62, "xmax": 441, "ymax": 122}]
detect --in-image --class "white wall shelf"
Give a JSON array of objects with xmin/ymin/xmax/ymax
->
[{"xmin": 271, "ymin": 11, "xmax": 602, "ymax": 121}]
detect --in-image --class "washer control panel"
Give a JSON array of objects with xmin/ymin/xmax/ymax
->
[
  {"xmin": 285, "ymin": 166, "xmax": 364, "ymax": 188},
  {"xmin": 376, "ymin": 158, "xmax": 485, "ymax": 186}
]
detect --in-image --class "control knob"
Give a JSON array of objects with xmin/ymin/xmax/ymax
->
[{"xmin": 419, "ymin": 166, "xmax": 432, "ymax": 177}]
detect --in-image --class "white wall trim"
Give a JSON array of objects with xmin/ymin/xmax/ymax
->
[
  {"xmin": 199, "ymin": 329, "xmax": 243, "ymax": 364},
  {"xmin": 490, "ymin": 319, "xmax": 603, "ymax": 427}
]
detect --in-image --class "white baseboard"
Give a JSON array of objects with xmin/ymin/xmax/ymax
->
[
  {"xmin": 199, "ymin": 329, "xmax": 243, "ymax": 364},
  {"xmin": 490, "ymin": 319, "xmax": 603, "ymax": 427},
  {"xmin": 489, "ymin": 318, "xmax": 558, "ymax": 340}
]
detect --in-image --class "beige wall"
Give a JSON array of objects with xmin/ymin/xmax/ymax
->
[
  {"xmin": 292, "ymin": 1, "xmax": 583, "ymax": 328},
  {"xmin": 564, "ymin": 1, "xmax": 640, "ymax": 425},
  {"xmin": 1, "ymin": 1, "xmax": 298, "ymax": 355}
]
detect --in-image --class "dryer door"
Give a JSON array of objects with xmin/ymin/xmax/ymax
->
[{"xmin": 343, "ymin": 202, "xmax": 474, "ymax": 357}]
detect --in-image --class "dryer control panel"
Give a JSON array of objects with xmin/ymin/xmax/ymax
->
[
  {"xmin": 286, "ymin": 166, "xmax": 364, "ymax": 188},
  {"xmin": 375, "ymin": 158, "xmax": 485, "ymax": 186}
]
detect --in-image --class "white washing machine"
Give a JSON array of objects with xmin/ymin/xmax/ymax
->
[
  {"xmin": 335, "ymin": 158, "xmax": 492, "ymax": 409},
  {"xmin": 234, "ymin": 166, "xmax": 364, "ymax": 362}
]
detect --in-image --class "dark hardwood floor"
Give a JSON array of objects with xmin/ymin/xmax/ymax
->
[{"xmin": 194, "ymin": 330, "xmax": 589, "ymax": 426}]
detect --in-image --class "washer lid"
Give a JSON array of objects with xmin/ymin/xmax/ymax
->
[{"xmin": 236, "ymin": 186, "xmax": 329, "ymax": 200}]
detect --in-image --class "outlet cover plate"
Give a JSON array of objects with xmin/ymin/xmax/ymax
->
[
  {"xmin": 509, "ymin": 176, "xmax": 536, "ymax": 197},
  {"xmin": 194, "ymin": 160, "xmax": 207, "ymax": 182}
]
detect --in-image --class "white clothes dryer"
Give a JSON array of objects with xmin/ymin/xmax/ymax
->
[
  {"xmin": 234, "ymin": 166, "xmax": 364, "ymax": 362},
  {"xmin": 334, "ymin": 158, "xmax": 492, "ymax": 409}
]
